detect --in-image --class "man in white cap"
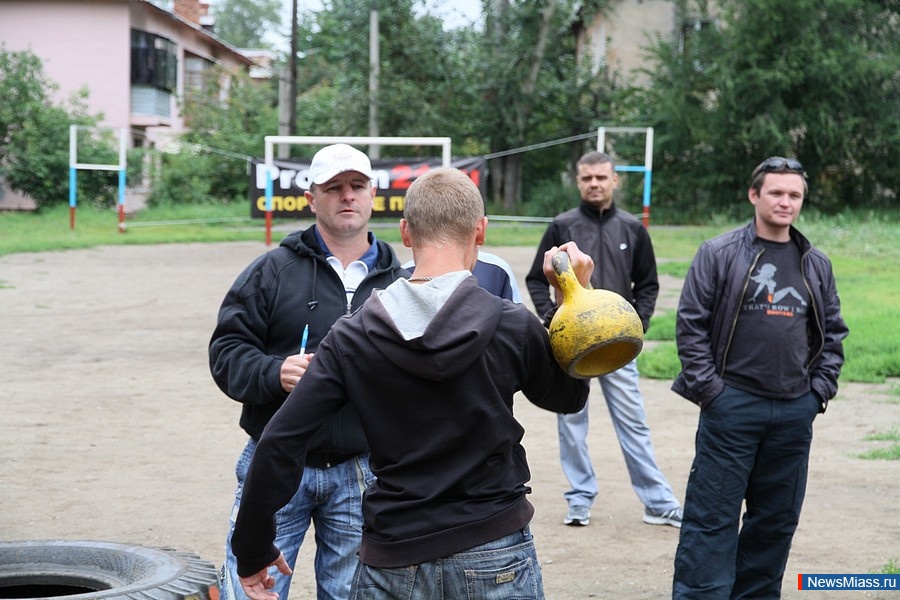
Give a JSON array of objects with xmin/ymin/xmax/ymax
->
[
  {"xmin": 210, "ymin": 143, "xmax": 408, "ymax": 600},
  {"xmin": 230, "ymin": 167, "xmax": 594, "ymax": 600}
]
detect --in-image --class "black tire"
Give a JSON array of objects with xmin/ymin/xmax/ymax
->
[{"xmin": 0, "ymin": 540, "xmax": 219, "ymax": 599}]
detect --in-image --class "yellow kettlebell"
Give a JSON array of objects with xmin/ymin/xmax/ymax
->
[{"xmin": 548, "ymin": 251, "xmax": 644, "ymax": 379}]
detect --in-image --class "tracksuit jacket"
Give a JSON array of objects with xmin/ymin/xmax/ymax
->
[
  {"xmin": 671, "ymin": 221, "xmax": 849, "ymax": 412},
  {"xmin": 525, "ymin": 201, "xmax": 658, "ymax": 332},
  {"xmin": 230, "ymin": 275, "xmax": 590, "ymax": 575},
  {"xmin": 208, "ymin": 226, "xmax": 406, "ymax": 467}
]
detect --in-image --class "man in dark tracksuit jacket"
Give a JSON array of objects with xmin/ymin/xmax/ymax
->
[
  {"xmin": 671, "ymin": 157, "xmax": 849, "ymax": 599},
  {"xmin": 525, "ymin": 151, "xmax": 682, "ymax": 530},
  {"xmin": 209, "ymin": 144, "xmax": 406, "ymax": 600}
]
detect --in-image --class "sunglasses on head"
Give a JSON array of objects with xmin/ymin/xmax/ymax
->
[{"xmin": 752, "ymin": 156, "xmax": 806, "ymax": 179}]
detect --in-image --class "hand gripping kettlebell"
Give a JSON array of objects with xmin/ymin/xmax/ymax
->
[{"xmin": 548, "ymin": 251, "xmax": 644, "ymax": 379}]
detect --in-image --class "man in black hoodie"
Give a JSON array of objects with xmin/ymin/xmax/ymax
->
[
  {"xmin": 231, "ymin": 167, "xmax": 593, "ymax": 600},
  {"xmin": 209, "ymin": 144, "xmax": 407, "ymax": 600}
]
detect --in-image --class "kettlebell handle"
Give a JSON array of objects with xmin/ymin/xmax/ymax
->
[
  {"xmin": 552, "ymin": 250, "xmax": 591, "ymax": 290},
  {"xmin": 551, "ymin": 250, "xmax": 571, "ymax": 278}
]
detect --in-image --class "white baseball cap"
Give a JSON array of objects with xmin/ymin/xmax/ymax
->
[{"xmin": 308, "ymin": 144, "xmax": 373, "ymax": 185}]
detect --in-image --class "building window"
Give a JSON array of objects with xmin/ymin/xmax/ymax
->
[
  {"xmin": 184, "ymin": 54, "xmax": 214, "ymax": 94},
  {"xmin": 131, "ymin": 30, "xmax": 177, "ymax": 92},
  {"xmin": 679, "ymin": 17, "xmax": 718, "ymax": 71}
]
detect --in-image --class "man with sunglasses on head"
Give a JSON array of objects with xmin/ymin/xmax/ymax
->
[{"xmin": 671, "ymin": 157, "xmax": 849, "ymax": 598}]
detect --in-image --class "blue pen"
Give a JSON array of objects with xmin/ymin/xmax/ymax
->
[{"xmin": 299, "ymin": 324, "xmax": 309, "ymax": 355}]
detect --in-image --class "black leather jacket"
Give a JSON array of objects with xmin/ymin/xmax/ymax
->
[{"xmin": 671, "ymin": 221, "xmax": 848, "ymax": 412}]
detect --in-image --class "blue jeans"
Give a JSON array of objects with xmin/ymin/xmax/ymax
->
[
  {"xmin": 672, "ymin": 386, "xmax": 819, "ymax": 599},
  {"xmin": 558, "ymin": 359, "xmax": 679, "ymax": 513},
  {"xmin": 350, "ymin": 528, "xmax": 544, "ymax": 600},
  {"xmin": 219, "ymin": 438, "xmax": 374, "ymax": 600}
]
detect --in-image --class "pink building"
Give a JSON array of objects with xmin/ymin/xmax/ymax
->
[{"xmin": 0, "ymin": 0, "xmax": 255, "ymax": 208}]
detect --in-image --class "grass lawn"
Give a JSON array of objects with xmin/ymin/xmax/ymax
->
[{"xmin": 2, "ymin": 203, "xmax": 898, "ymax": 385}]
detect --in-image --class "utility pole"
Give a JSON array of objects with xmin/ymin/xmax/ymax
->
[
  {"xmin": 288, "ymin": 0, "xmax": 298, "ymax": 140},
  {"xmin": 368, "ymin": 0, "xmax": 380, "ymax": 158},
  {"xmin": 277, "ymin": 65, "xmax": 290, "ymax": 158}
]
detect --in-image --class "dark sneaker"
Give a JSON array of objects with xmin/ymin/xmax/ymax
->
[
  {"xmin": 643, "ymin": 506, "xmax": 683, "ymax": 528},
  {"xmin": 564, "ymin": 505, "xmax": 591, "ymax": 526}
]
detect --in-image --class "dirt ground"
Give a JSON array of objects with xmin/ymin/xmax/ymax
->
[{"xmin": 1, "ymin": 240, "xmax": 897, "ymax": 599}]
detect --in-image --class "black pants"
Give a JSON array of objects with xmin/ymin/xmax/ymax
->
[{"xmin": 673, "ymin": 386, "xmax": 819, "ymax": 599}]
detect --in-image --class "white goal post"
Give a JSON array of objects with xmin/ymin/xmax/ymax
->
[
  {"xmin": 261, "ymin": 135, "xmax": 452, "ymax": 245},
  {"xmin": 69, "ymin": 125, "xmax": 128, "ymax": 232},
  {"xmin": 597, "ymin": 127, "xmax": 654, "ymax": 227}
]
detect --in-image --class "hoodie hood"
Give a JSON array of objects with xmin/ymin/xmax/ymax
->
[
  {"xmin": 361, "ymin": 274, "xmax": 503, "ymax": 381},
  {"xmin": 279, "ymin": 228, "xmax": 313, "ymax": 255}
]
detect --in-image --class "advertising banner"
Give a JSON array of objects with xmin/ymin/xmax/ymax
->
[{"xmin": 249, "ymin": 157, "xmax": 486, "ymax": 219}]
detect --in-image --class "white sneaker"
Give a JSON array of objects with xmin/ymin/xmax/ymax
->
[
  {"xmin": 643, "ymin": 506, "xmax": 683, "ymax": 528},
  {"xmin": 564, "ymin": 506, "xmax": 591, "ymax": 526}
]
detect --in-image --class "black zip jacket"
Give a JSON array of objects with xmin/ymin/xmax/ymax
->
[
  {"xmin": 231, "ymin": 276, "xmax": 590, "ymax": 574},
  {"xmin": 671, "ymin": 221, "xmax": 849, "ymax": 412},
  {"xmin": 209, "ymin": 226, "xmax": 406, "ymax": 466},
  {"xmin": 525, "ymin": 201, "xmax": 659, "ymax": 332}
]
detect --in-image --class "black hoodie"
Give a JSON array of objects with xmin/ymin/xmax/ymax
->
[
  {"xmin": 232, "ymin": 273, "xmax": 589, "ymax": 574},
  {"xmin": 209, "ymin": 226, "xmax": 406, "ymax": 466}
]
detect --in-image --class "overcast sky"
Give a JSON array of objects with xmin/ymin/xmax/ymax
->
[
  {"xmin": 425, "ymin": 0, "xmax": 483, "ymax": 29},
  {"xmin": 238, "ymin": 0, "xmax": 484, "ymax": 51}
]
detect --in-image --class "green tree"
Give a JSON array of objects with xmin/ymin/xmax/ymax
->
[
  {"xmin": 289, "ymin": 0, "xmax": 484, "ymax": 158},
  {"xmin": 211, "ymin": 0, "xmax": 283, "ymax": 48},
  {"xmin": 0, "ymin": 47, "xmax": 113, "ymax": 209},
  {"xmin": 473, "ymin": 0, "xmax": 615, "ymax": 211},
  {"xmin": 151, "ymin": 67, "xmax": 279, "ymax": 204},
  {"xmin": 213, "ymin": 0, "xmax": 612, "ymax": 213},
  {"xmin": 622, "ymin": 0, "xmax": 899, "ymax": 220}
]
